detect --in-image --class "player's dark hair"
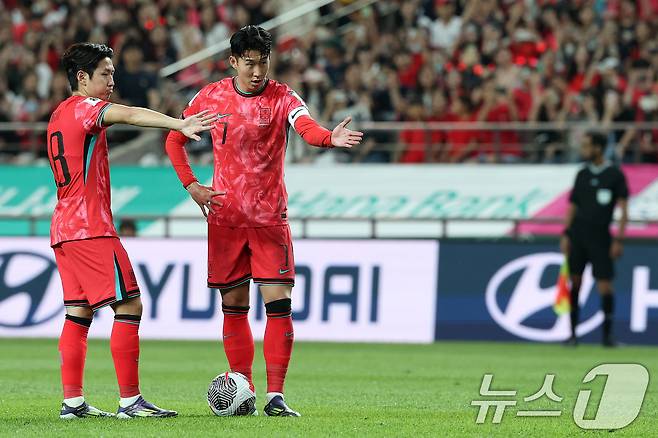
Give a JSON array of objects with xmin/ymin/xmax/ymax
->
[
  {"xmin": 586, "ymin": 131, "xmax": 608, "ymax": 151},
  {"xmin": 230, "ymin": 25, "xmax": 272, "ymax": 58},
  {"xmin": 62, "ymin": 43, "xmax": 114, "ymax": 91}
]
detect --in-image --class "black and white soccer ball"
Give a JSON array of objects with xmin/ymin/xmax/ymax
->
[{"xmin": 207, "ymin": 372, "xmax": 256, "ymax": 416}]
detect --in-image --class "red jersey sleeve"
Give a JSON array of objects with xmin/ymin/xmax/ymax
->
[
  {"xmin": 76, "ymin": 97, "xmax": 112, "ymax": 134},
  {"xmin": 282, "ymin": 86, "xmax": 333, "ymax": 147},
  {"xmin": 281, "ymin": 86, "xmax": 309, "ymax": 124},
  {"xmin": 293, "ymin": 115, "xmax": 333, "ymax": 147}
]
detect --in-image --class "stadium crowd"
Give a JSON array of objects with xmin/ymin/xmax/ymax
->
[{"xmin": 1, "ymin": 0, "xmax": 658, "ymax": 163}]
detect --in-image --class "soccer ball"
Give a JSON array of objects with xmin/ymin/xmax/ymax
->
[{"xmin": 207, "ymin": 372, "xmax": 256, "ymax": 416}]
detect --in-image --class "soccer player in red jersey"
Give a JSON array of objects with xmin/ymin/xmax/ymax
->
[
  {"xmin": 49, "ymin": 43, "xmax": 217, "ymax": 419},
  {"xmin": 165, "ymin": 26, "xmax": 363, "ymax": 416}
]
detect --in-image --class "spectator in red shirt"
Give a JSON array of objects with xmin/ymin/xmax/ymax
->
[
  {"xmin": 398, "ymin": 101, "xmax": 429, "ymax": 163},
  {"xmin": 477, "ymin": 82, "xmax": 522, "ymax": 162},
  {"xmin": 395, "ymin": 51, "xmax": 424, "ymax": 91},
  {"xmin": 442, "ymin": 96, "xmax": 479, "ymax": 163},
  {"xmin": 567, "ymin": 45, "xmax": 598, "ymax": 94}
]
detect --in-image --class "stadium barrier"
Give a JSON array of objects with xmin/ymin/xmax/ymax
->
[
  {"xmin": 435, "ymin": 240, "xmax": 658, "ymax": 345},
  {"xmin": 0, "ymin": 237, "xmax": 438, "ymax": 343},
  {"xmin": 2, "ymin": 164, "xmax": 658, "ymax": 238},
  {"xmin": 1, "ymin": 164, "xmax": 657, "ymax": 343},
  {"xmin": 2, "ymin": 121, "xmax": 658, "ymax": 163},
  {"xmin": 2, "ymin": 237, "xmax": 658, "ymax": 345}
]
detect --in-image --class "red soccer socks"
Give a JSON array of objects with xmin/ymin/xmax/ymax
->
[
  {"xmin": 222, "ymin": 305, "xmax": 255, "ymax": 391},
  {"xmin": 110, "ymin": 314, "xmax": 141, "ymax": 398},
  {"xmin": 59, "ymin": 315, "xmax": 92, "ymax": 399},
  {"xmin": 263, "ymin": 299, "xmax": 294, "ymax": 394}
]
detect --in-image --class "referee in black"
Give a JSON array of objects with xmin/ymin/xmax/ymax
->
[{"xmin": 561, "ymin": 132, "xmax": 629, "ymax": 347}]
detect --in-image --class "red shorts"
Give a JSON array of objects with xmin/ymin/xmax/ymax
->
[
  {"xmin": 208, "ymin": 224, "xmax": 295, "ymax": 290},
  {"xmin": 53, "ymin": 236, "xmax": 140, "ymax": 311}
]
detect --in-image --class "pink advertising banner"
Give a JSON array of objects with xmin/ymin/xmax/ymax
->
[{"xmin": 517, "ymin": 165, "xmax": 658, "ymax": 238}]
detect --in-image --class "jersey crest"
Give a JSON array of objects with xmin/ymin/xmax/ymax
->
[{"xmin": 258, "ymin": 107, "xmax": 272, "ymax": 126}]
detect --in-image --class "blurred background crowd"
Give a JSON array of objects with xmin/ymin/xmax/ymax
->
[{"xmin": 1, "ymin": 0, "xmax": 658, "ymax": 164}]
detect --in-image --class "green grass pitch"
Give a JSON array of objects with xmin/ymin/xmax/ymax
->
[{"xmin": 0, "ymin": 339, "xmax": 655, "ymax": 437}]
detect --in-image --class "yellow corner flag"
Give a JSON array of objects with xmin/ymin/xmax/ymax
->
[{"xmin": 553, "ymin": 260, "xmax": 571, "ymax": 315}]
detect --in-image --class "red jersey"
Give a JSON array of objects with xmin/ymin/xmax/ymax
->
[
  {"xmin": 47, "ymin": 95, "xmax": 115, "ymax": 246},
  {"xmin": 181, "ymin": 77, "xmax": 309, "ymax": 227}
]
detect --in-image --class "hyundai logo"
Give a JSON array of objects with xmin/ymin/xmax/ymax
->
[
  {"xmin": 485, "ymin": 253, "xmax": 603, "ymax": 342},
  {"xmin": 0, "ymin": 251, "xmax": 63, "ymax": 327}
]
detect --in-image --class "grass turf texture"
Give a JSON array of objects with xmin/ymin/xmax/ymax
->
[{"xmin": 0, "ymin": 339, "xmax": 655, "ymax": 437}]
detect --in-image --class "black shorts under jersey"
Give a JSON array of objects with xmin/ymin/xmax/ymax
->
[{"xmin": 568, "ymin": 228, "xmax": 613, "ymax": 280}]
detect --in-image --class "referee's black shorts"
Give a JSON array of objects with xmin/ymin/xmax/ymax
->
[{"xmin": 568, "ymin": 230, "xmax": 613, "ymax": 280}]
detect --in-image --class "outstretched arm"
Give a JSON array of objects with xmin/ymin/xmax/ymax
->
[
  {"xmin": 103, "ymin": 104, "xmax": 216, "ymax": 141},
  {"xmin": 293, "ymin": 114, "xmax": 364, "ymax": 148}
]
